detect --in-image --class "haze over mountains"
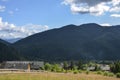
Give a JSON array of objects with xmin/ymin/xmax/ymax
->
[
  {"xmin": 0, "ymin": 23, "xmax": 120, "ymax": 61},
  {"xmin": 5, "ymin": 38, "xmax": 22, "ymax": 43}
]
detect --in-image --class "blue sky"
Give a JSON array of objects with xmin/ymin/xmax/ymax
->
[{"xmin": 0, "ymin": 0, "xmax": 120, "ymax": 40}]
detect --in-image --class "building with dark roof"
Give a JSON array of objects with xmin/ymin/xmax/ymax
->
[{"xmin": 1, "ymin": 61, "xmax": 44, "ymax": 70}]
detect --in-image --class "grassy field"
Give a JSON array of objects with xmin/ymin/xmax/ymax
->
[{"xmin": 0, "ymin": 72, "xmax": 119, "ymax": 80}]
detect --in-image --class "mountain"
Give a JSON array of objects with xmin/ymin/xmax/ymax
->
[
  {"xmin": 5, "ymin": 38, "xmax": 22, "ymax": 43},
  {"xmin": 0, "ymin": 39, "xmax": 10, "ymax": 45},
  {"xmin": 13, "ymin": 23, "xmax": 120, "ymax": 61},
  {"xmin": 0, "ymin": 39, "xmax": 23, "ymax": 62}
]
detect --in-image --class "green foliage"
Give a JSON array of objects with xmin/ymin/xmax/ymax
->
[
  {"xmin": 77, "ymin": 60, "xmax": 83, "ymax": 70},
  {"xmin": 86, "ymin": 70, "xmax": 89, "ymax": 75},
  {"xmin": 61, "ymin": 68, "xmax": 66, "ymax": 73},
  {"xmin": 44, "ymin": 63, "xmax": 52, "ymax": 71},
  {"xmin": 82, "ymin": 64, "xmax": 88, "ymax": 70},
  {"xmin": 40, "ymin": 66, "xmax": 45, "ymax": 70},
  {"xmin": 97, "ymin": 71, "xmax": 103, "ymax": 75},
  {"xmin": 51, "ymin": 64, "xmax": 62, "ymax": 72},
  {"xmin": 69, "ymin": 61, "xmax": 78, "ymax": 70},
  {"xmin": 67, "ymin": 70, "xmax": 72, "ymax": 73},
  {"xmin": 88, "ymin": 62, "xmax": 95, "ymax": 67},
  {"xmin": 116, "ymin": 73, "xmax": 120, "ymax": 78},
  {"xmin": 63, "ymin": 61, "xmax": 69, "ymax": 73},
  {"xmin": 78, "ymin": 70, "xmax": 82, "ymax": 73},
  {"xmin": 103, "ymin": 71, "xmax": 109, "ymax": 76},
  {"xmin": 110, "ymin": 61, "xmax": 120, "ymax": 73},
  {"xmin": 69, "ymin": 61, "xmax": 75, "ymax": 70},
  {"xmin": 73, "ymin": 70, "xmax": 79, "ymax": 74},
  {"xmin": 102, "ymin": 71, "xmax": 114, "ymax": 77},
  {"xmin": 94, "ymin": 64, "xmax": 101, "ymax": 71},
  {"xmin": 108, "ymin": 73, "xmax": 114, "ymax": 77}
]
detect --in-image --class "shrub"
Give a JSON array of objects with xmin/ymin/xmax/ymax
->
[
  {"xmin": 94, "ymin": 64, "xmax": 101, "ymax": 71},
  {"xmin": 110, "ymin": 61, "xmax": 120, "ymax": 73},
  {"xmin": 79, "ymin": 70, "xmax": 82, "ymax": 73},
  {"xmin": 61, "ymin": 69, "xmax": 66, "ymax": 73},
  {"xmin": 116, "ymin": 73, "xmax": 120, "ymax": 78},
  {"xmin": 44, "ymin": 63, "xmax": 52, "ymax": 71},
  {"xmin": 86, "ymin": 70, "xmax": 89, "ymax": 75},
  {"xmin": 73, "ymin": 70, "xmax": 79, "ymax": 74},
  {"xmin": 108, "ymin": 73, "xmax": 114, "ymax": 77},
  {"xmin": 68, "ymin": 70, "xmax": 72, "ymax": 73},
  {"xmin": 103, "ymin": 71, "xmax": 109, "ymax": 76},
  {"xmin": 97, "ymin": 71, "xmax": 103, "ymax": 75}
]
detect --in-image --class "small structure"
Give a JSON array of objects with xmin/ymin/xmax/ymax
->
[
  {"xmin": 100, "ymin": 64, "xmax": 110, "ymax": 71},
  {"xmin": 1, "ymin": 61, "xmax": 44, "ymax": 70},
  {"xmin": 87, "ymin": 66, "xmax": 95, "ymax": 71},
  {"xmin": 87, "ymin": 64, "xmax": 110, "ymax": 71}
]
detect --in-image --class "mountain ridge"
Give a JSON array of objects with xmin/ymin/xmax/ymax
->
[
  {"xmin": 13, "ymin": 23, "xmax": 120, "ymax": 61},
  {"xmin": 0, "ymin": 39, "xmax": 23, "ymax": 62}
]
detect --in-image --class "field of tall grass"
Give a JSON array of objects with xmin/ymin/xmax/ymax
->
[{"xmin": 0, "ymin": 72, "xmax": 119, "ymax": 80}]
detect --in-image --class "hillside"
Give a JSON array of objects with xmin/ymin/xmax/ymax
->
[
  {"xmin": 13, "ymin": 23, "xmax": 120, "ymax": 61},
  {"xmin": 0, "ymin": 39, "xmax": 23, "ymax": 62}
]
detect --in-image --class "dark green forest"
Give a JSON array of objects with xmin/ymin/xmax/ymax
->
[{"xmin": 1, "ymin": 23, "xmax": 120, "ymax": 61}]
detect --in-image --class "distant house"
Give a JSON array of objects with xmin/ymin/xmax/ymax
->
[
  {"xmin": 87, "ymin": 64, "xmax": 110, "ymax": 71},
  {"xmin": 100, "ymin": 64, "xmax": 110, "ymax": 71},
  {"xmin": 1, "ymin": 61, "xmax": 44, "ymax": 70},
  {"xmin": 87, "ymin": 66, "xmax": 95, "ymax": 71}
]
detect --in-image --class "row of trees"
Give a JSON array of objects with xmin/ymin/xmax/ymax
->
[
  {"xmin": 42, "ymin": 61, "xmax": 84, "ymax": 72},
  {"xmin": 40, "ymin": 61, "xmax": 120, "ymax": 78},
  {"xmin": 41, "ymin": 61, "xmax": 120, "ymax": 73},
  {"xmin": 42, "ymin": 61, "xmax": 93, "ymax": 72}
]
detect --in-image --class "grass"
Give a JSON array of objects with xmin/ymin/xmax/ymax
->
[{"xmin": 0, "ymin": 72, "xmax": 119, "ymax": 80}]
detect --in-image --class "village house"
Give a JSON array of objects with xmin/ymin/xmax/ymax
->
[
  {"xmin": 87, "ymin": 64, "xmax": 110, "ymax": 71},
  {"xmin": 0, "ymin": 61, "xmax": 44, "ymax": 70}
]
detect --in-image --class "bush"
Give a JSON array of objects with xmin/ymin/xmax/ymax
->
[
  {"xmin": 73, "ymin": 70, "xmax": 79, "ymax": 74},
  {"xmin": 94, "ymin": 64, "xmax": 101, "ymax": 71},
  {"xmin": 68, "ymin": 70, "xmax": 72, "ymax": 73},
  {"xmin": 51, "ymin": 64, "xmax": 62, "ymax": 72},
  {"xmin": 108, "ymin": 73, "xmax": 114, "ymax": 77},
  {"xmin": 79, "ymin": 70, "xmax": 82, "ymax": 73},
  {"xmin": 44, "ymin": 63, "xmax": 52, "ymax": 71},
  {"xmin": 86, "ymin": 70, "xmax": 89, "ymax": 75},
  {"xmin": 103, "ymin": 71, "xmax": 109, "ymax": 76},
  {"xmin": 116, "ymin": 73, "xmax": 120, "ymax": 78},
  {"xmin": 61, "ymin": 69, "xmax": 66, "ymax": 73},
  {"xmin": 97, "ymin": 71, "xmax": 103, "ymax": 75},
  {"xmin": 110, "ymin": 61, "xmax": 120, "ymax": 73}
]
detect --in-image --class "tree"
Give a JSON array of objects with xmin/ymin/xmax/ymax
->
[
  {"xmin": 51, "ymin": 64, "xmax": 62, "ymax": 72},
  {"xmin": 94, "ymin": 64, "xmax": 100, "ymax": 71},
  {"xmin": 77, "ymin": 60, "xmax": 83, "ymax": 70},
  {"xmin": 63, "ymin": 61, "xmax": 68, "ymax": 72},
  {"xmin": 110, "ymin": 61, "xmax": 120, "ymax": 73},
  {"xmin": 44, "ymin": 63, "xmax": 52, "ymax": 71},
  {"xmin": 69, "ymin": 61, "xmax": 75, "ymax": 70}
]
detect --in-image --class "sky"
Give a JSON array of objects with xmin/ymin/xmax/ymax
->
[{"xmin": 0, "ymin": 0, "xmax": 120, "ymax": 40}]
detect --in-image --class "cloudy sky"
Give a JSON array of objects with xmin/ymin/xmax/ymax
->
[{"xmin": 0, "ymin": 0, "xmax": 120, "ymax": 40}]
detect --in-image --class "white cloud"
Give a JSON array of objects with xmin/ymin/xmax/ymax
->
[
  {"xmin": 100, "ymin": 23, "xmax": 111, "ymax": 26},
  {"xmin": 0, "ymin": 17, "xmax": 49, "ymax": 39},
  {"xmin": 0, "ymin": 5, "xmax": 5, "ymax": 12},
  {"xmin": 62, "ymin": 0, "xmax": 120, "ymax": 16},
  {"xmin": 110, "ymin": 14, "xmax": 120, "ymax": 18},
  {"xmin": 110, "ymin": 7, "xmax": 120, "ymax": 12}
]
